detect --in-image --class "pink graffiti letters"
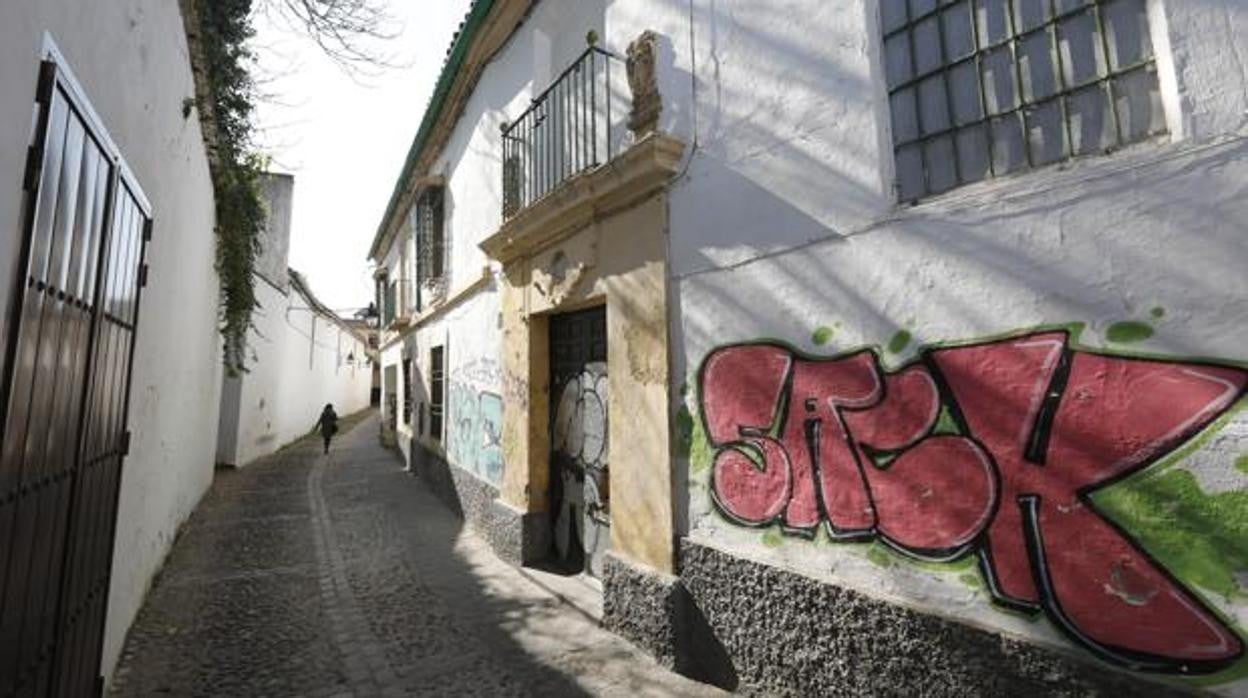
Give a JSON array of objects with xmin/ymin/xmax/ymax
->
[{"xmin": 699, "ymin": 330, "xmax": 1247, "ymax": 674}]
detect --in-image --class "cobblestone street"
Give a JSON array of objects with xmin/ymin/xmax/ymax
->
[{"xmin": 110, "ymin": 412, "xmax": 718, "ymax": 697}]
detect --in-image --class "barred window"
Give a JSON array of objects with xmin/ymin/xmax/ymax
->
[
  {"xmin": 415, "ymin": 187, "xmax": 444, "ymax": 284},
  {"xmin": 883, "ymin": 0, "xmax": 1165, "ymax": 202},
  {"xmin": 429, "ymin": 345, "xmax": 445, "ymax": 442}
]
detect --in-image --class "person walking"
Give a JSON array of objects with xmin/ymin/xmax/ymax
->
[{"xmin": 315, "ymin": 403, "xmax": 339, "ymax": 454}]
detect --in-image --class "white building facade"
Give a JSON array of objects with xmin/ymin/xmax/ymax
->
[
  {"xmin": 373, "ymin": 0, "xmax": 1247, "ymax": 694},
  {"xmin": 0, "ymin": 1, "xmax": 222, "ymax": 693}
]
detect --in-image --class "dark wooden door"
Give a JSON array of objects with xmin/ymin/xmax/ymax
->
[
  {"xmin": 548, "ymin": 306, "xmax": 609, "ymax": 578},
  {"xmin": 0, "ymin": 55, "xmax": 151, "ymax": 698}
]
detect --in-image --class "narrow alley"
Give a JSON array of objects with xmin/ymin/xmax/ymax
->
[{"xmin": 108, "ymin": 413, "xmax": 717, "ymax": 697}]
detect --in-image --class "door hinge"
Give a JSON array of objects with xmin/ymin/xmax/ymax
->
[
  {"xmin": 120, "ymin": 431, "xmax": 132, "ymax": 457},
  {"xmin": 138, "ymin": 263, "xmax": 149, "ymax": 288}
]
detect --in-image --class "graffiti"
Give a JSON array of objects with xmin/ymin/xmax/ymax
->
[
  {"xmin": 447, "ymin": 358, "xmax": 505, "ymax": 484},
  {"xmin": 447, "ymin": 383, "xmax": 503, "ymax": 483},
  {"xmin": 553, "ymin": 366, "xmax": 608, "ymax": 469},
  {"xmin": 453, "ymin": 357, "xmax": 504, "ymax": 387},
  {"xmin": 698, "ymin": 330, "xmax": 1247, "ymax": 674},
  {"xmin": 552, "ymin": 364, "xmax": 610, "ymax": 577}
]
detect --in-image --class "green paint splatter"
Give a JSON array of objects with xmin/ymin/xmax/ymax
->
[
  {"xmin": 865, "ymin": 544, "xmax": 894, "ymax": 568},
  {"xmin": 1105, "ymin": 321, "xmax": 1154, "ymax": 344},
  {"xmin": 689, "ymin": 411, "xmax": 714, "ymax": 475},
  {"xmin": 761, "ymin": 528, "xmax": 783, "ymax": 548},
  {"xmin": 812, "ymin": 326, "xmax": 835, "ymax": 346},
  {"xmin": 674, "ymin": 405, "xmax": 694, "ymax": 460},
  {"xmin": 887, "ymin": 329, "xmax": 913, "ymax": 354},
  {"xmin": 1095, "ymin": 469, "xmax": 1248, "ymax": 601},
  {"xmin": 932, "ymin": 405, "xmax": 962, "ymax": 436},
  {"xmin": 959, "ymin": 573, "xmax": 983, "ymax": 590},
  {"xmin": 1150, "ymin": 306, "xmax": 1166, "ymax": 319},
  {"xmin": 1235, "ymin": 455, "xmax": 1248, "ymax": 475}
]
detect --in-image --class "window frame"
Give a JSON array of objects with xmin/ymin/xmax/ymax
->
[{"xmin": 881, "ymin": 0, "xmax": 1166, "ymax": 202}]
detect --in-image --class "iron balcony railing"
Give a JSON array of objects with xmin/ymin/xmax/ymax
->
[{"xmin": 501, "ymin": 44, "xmax": 621, "ymax": 218}]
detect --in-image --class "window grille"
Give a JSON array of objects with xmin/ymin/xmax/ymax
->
[
  {"xmin": 415, "ymin": 187, "xmax": 444, "ymax": 289},
  {"xmin": 402, "ymin": 358, "xmax": 413, "ymax": 424},
  {"xmin": 429, "ymin": 345, "xmax": 445, "ymax": 442},
  {"xmin": 882, "ymin": 0, "xmax": 1164, "ymax": 202}
]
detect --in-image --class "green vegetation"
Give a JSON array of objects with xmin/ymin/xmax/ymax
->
[{"xmin": 198, "ymin": 0, "xmax": 267, "ymax": 375}]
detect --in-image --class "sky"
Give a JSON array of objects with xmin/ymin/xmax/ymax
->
[{"xmin": 251, "ymin": 0, "xmax": 474, "ymax": 314}]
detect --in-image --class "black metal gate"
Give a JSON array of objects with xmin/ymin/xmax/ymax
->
[
  {"xmin": 548, "ymin": 306, "xmax": 609, "ymax": 578},
  {"xmin": 0, "ymin": 54, "xmax": 151, "ymax": 698}
]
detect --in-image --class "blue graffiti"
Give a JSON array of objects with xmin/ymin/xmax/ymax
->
[{"xmin": 448, "ymin": 382, "xmax": 504, "ymax": 484}]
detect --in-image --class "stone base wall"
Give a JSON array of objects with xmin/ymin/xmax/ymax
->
[
  {"xmin": 602, "ymin": 553, "xmax": 684, "ymax": 669},
  {"xmin": 676, "ymin": 541, "xmax": 1193, "ymax": 697},
  {"xmin": 409, "ymin": 439, "xmax": 497, "ymax": 531},
  {"xmin": 485, "ymin": 499, "xmax": 551, "ymax": 567},
  {"xmin": 410, "ymin": 439, "xmax": 550, "ymax": 566}
]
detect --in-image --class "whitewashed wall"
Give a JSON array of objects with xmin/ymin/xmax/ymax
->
[
  {"xmin": 605, "ymin": 0, "xmax": 1248, "ymax": 689},
  {"xmin": 0, "ymin": 0, "xmax": 222, "ymax": 684},
  {"xmin": 220, "ymin": 277, "xmax": 372, "ymax": 467}
]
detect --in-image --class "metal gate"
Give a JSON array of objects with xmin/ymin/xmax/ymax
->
[
  {"xmin": 0, "ymin": 52, "xmax": 151, "ymax": 698},
  {"xmin": 548, "ymin": 306, "xmax": 609, "ymax": 578}
]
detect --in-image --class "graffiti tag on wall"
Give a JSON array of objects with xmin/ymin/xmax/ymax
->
[
  {"xmin": 448, "ymin": 359, "xmax": 504, "ymax": 484},
  {"xmin": 698, "ymin": 330, "xmax": 1246, "ymax": 674},
  {"xmin": 551, "ymin": 365, "xmax": 610, "ymax": 577}
]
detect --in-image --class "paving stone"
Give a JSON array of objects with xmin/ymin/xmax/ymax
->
[{"xmin": 111, "ymin": 413, "xmax": 719, "ymax": 697}]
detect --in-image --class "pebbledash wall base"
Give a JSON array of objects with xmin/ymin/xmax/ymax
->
[
  {"xmin": 409, "ymin": 438, "xmax": 549, "ymax": 567},
  {"xmin": 604, "ymin": 541, "xmax": 1197, "ymax": 696}
]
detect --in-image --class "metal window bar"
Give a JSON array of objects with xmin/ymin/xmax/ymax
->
[
  {"xmin": 501, "ymin": 45, "xmax": 620, "ymax": 219},
  {"xmin": 884, "ymin": 0, "xmax": 1162, "ymax": 202},
  {"xmin": 429, "ymin": 346, "xmax": 445, "ymax": 442}
]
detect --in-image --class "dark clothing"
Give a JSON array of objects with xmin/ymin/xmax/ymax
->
[{"xmin": 316, "ymin": 408, "xmax": 339, "ymax": 454}]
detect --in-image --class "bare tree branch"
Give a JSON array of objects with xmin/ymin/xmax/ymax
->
[{"xmin": 261, "ymin": 0, "xmax": 401, "ymax": 76}]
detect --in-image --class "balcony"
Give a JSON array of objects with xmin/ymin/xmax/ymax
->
[{"xmin": 501, "ymin": 44, "xmax": 622, "ymax": 219}]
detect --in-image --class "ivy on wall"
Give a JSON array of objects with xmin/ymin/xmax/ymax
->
[{"xmin": 195, "ymin": 0, "xmax": 265, "ymax": 375}]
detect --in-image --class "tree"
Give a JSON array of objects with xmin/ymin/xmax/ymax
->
[{"xmin": 264, "ymin": 0, "xmax": 398, "ymax": 73}]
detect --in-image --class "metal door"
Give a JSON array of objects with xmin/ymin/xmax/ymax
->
[
  {"xmin": 548, "ymin": 306, "xmax": 609, "ymax": 578},
  {"xmin": 0, "ymin": 55, "xmax": 151, "ymax": 698}
]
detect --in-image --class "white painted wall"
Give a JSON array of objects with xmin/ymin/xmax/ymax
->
[
  {"xmin": 220, "ymin": 274, "xmax": 372, "ymax": 467},
  {"xmin": 0, "ymin": 0, "xmax": 221, "ymax": 684},
  {"xmin": 603, "ymin": 0, "xmax": 1248, "ymax": 688}
]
